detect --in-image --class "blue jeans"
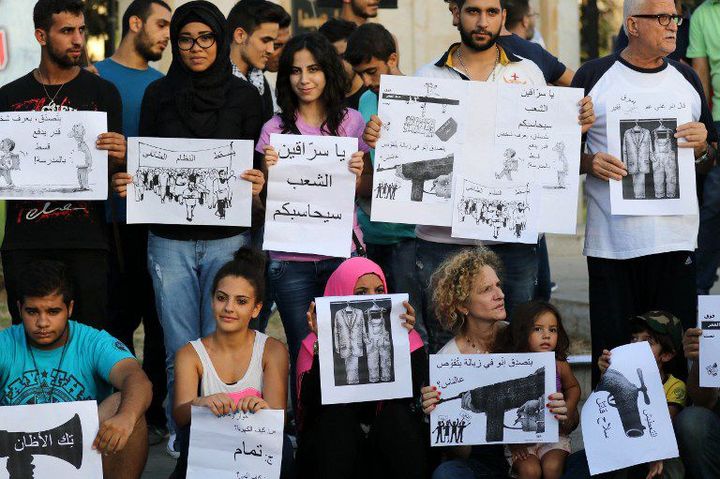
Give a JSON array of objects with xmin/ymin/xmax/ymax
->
[
  {"xmin": 696, "ymin": 122, "xmax": 720, "ymax": 294},
  {"xmin": 416, "ymin": 239, "xmax": 538, "ymax": 353},
  {"xmin": 432, "ymin": 459, "xmax": 505, "ymax": 479},
  {"xmin": 268, "ymin": 258, "xmax": 344, "ymax": 411},
  {"xmin": 366, "ymin": 239, "xmax": 427, "ymax": 344},
  {"xmin": 148, "ymin": 231, "xmax": 251, "ymax": 435},
  {"xmin": 676, "ymin": 406, "xmax": 720, "ymax": 479}
]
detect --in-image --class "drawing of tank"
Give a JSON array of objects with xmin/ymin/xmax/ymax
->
[
  {"xmin": 595, "ymin": 368, "xmax": 650, "ymax": 438},
  {"xmin": 377, "ymin": 154, "xmax": 454, "ymax": 201},
  {"xmin": 437, "ymin": 367, "xmax": 545, "ymax": 442}
]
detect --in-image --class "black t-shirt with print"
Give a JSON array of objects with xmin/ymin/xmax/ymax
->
[{"xmin": 0, "ymin": 69, "xmax": 122, "ymax": 250}]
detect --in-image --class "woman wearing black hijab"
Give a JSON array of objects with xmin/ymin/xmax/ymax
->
[{"xmin": 112, "ymin": 0, "xmax": 266, "ymax": 457}]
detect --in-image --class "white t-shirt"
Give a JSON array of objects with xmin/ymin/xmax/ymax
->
[
  {"xmin": 414, "ymin": 44, "xmax": 546, "ymax": 245},
  {"xmin": 572, "ymin": 54, "xmax": 717, "ymax": 260}
]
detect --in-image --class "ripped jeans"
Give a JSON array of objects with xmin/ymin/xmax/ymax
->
[{"xmin": 147, "ymin": 231, "xmax": 251, "ymax": 435}]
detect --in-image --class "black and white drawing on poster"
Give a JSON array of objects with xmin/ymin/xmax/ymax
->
[
  {"xmin": 126, "ymin": 137, "xmax": 254, "ymax": 227},
  {"xmin": 619, "ymin": 118, "xmax": 679, "ymax": 201},
  {"xmin": 263, "ymin": 134, "xmax": 358, "ymax": 258},
  {"xmin": 371, "ymin": 75, "xmax": 463, "ymax": 226},
  {"xmin": 698, "ymin": 295, "xmax": 720, "ymax": 387},
  {"xmin": 430, "ymin": 353, "xmax": 557, "ymax": 446},
  {"xmin": 329, "ymin": 298, "xmax": 395, "ymax": 386},
  {"xmin": 316, "ymin": 294, "xmax": 412, "ymax": 404},
  {"xmin": 0, "ymin": 111, "xmax": 108, "ymax": 200},
  {"xmin": 581, "ymin": 342, "xmax": 679, "ymax": 475},
  {"xmin": 451, "ymin": 179, "xmax": 540, "ymax": 243},
  {"xmin": 187, "ymin": 407, "xmax": 283, "ymax": 479},
  {"xmin": 606, "ymin": 93, "xmax": 696, "ymax": 215},
  {"xmin": 0, "ymin": 400, "xmax": 102, "ymax": 479}
]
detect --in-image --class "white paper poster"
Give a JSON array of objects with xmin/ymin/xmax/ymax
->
[
  {"xmin": 699, "ymin": 295, "xmax": 720, "ymax": 387},
  {"xmin": 126, "ymin": 137, "xmax": 254, "ymax": 226},
  {"xmin": 315, "ymin": 293, "xmax": 412, "ymax": 404},
  {"xmin": 581, "ymin": 342, "xmax": 679, "ymax": 475},
  {"xmin": 451, "ymin": 179, "xmax": 540, "ymax": 243},
  {"xmin": 606, "ymin": 93, "xmax": 696, "ymax": 215},
  {"xmin": 0, "ymin": 400, "xmax": 102, "ymax": 479},
  {"xmin": 263, "ymin": 133, "xmax": 358, "ymax": 257},
  {"xmin": 0, "ymin": 111, "xmax": 108, "ymax": 200},
  {"xmin": 371, "ymin": 75, "xmax": 463, "ymax": 226},
  {"xmin": 429, "ymin": 353, "xmax": 557, "ymax": 446},
  {"xmin": 187, "ymin": 407, "xmax": 284, "ymax": 479}
]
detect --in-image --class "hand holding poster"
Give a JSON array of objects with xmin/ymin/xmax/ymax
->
[
  {"xmin": 699, "ymin": 295, "xmax": 720, "ymax": 387},
  {"xmin": 606, "ymin": 93, "xmax": 696, "ymax": 215},
  {"xmin": 0, "ymin": 400, "xmax": 102, "ymax": 479},
  {"xmin": 126, "ymin": 137, "xmax": 254, "ymax": 226},
  {"xmin": 0, "ymin": 111, "xmax": 108, "ymax": 200},
  {"xmin": 315, "ymin": 293, "xmax": 412, "ymax": 404},
  {"xmin": 581, "ymin": 342, "xmax": 679, "ymax": 475},
  {"xmin": 187, "ymin": 407, "xmax": 284, "ymax": 479},
  {"xmin": 263, "ymin": 134, "xmax": 358, "ymax": 257},
  {"xmin": 429, "ymin": 352, "xmax": 557, "ymax": 446}
]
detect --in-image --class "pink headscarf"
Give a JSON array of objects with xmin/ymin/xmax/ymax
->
[{"xmin": 296, "ymin": 257, "xmax": 424, "ymax": 403}]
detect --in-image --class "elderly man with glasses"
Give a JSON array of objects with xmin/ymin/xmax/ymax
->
[{"xmin": 571, "ymin": 0, "xmax": 718, "ymax": 394}]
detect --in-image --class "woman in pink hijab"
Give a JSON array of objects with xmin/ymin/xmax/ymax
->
[{"xmin": 295, "ymin": 257, "xmax": 428, "ymax": 479}]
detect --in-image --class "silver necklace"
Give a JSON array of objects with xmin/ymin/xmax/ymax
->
[
  {"xmin": 456, "ymin": 44, "xmax": 500, "ymax": 82},
  {"xmin": 37, "ymin": 68, "xmax": 67, "ymax": 107},
  {"xmin": 27, "ymin": 325, "xmax": 70, "ymax": 403}
]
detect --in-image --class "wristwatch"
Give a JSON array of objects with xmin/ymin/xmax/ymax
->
[{"xmin": 696, "ymin": 143, "xmax": 716, "ymax": 165}]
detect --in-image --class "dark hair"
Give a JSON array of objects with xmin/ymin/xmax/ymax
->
[
  {"xmin": 496, "ymin": 301, "xmax": 570, "ymax": 360},
  {"xmin": 318, "ymin": 18, "xmax": 356, "ymax": 44},
  {"xmin": 227, "ymin": 0, "xmax": 286, "ymax": 39},
  {"xmin": 121, "ymin": 0, "xmax": 171, "ymax": 38},
  {"xmin": 278, "ymin": 8, "xmax": 292, "ymax": 29},
  {"xmin": 211, "ymin": 247, "xmax": 266, "ymax": 303},
  {"xmin": 277, "ymin": 33, "xmax": 349, "ymax": 136},
  {"xmin": 629, "ymin": 320, "xmax": 676, "ymax": 355},
  {"xmin": 17, "ymin": 260, "xmax": 74, "ymax": 306},
  {"xmin": 454, "ymin": 0, "xmax": 503, "ymax": 9},
  {"xmin": 33, "ymin": 0, "xmax": 85, "ymax": 31},
  {"xmin": 345, "ymin": 23, "xmax": 396, "ymax": 66},
  {"xmin": 504, "ymin": 0, "xmax": 530, "ymax": 30}
]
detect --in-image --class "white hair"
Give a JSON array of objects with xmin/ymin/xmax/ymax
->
[{"xmin": 623, "ymin": 0, "xmax": 646, "ymax": 35}]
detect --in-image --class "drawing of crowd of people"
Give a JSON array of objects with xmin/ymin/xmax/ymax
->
[
  {"xmin": 458, "ymin": 196, "xmax": 530, "ymax": 240},
  {"xmin": 132, "ymin": 167, "xmax": 235, "ymax": 222},
  {"xmin": 433, "ymin": 417, "xmax": 470, "ymax": 444},
  {"xmin": 375, "ymin": 181, "xmax": 401, "ymax": 200}
]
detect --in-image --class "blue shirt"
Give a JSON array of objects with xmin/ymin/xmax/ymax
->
[
  {"xmin": 357, "ymin": 89, "xmax": 416, "ymax": 245},
  {"xmin": 497, "ymin": 34, "xmax": 567, "ymax": 84},
  {"xmin": 0, "ymin": 321, "xmax": 135, "ymax": 405},
  {"xmin": 95, "ymin": 58, "xmax": 164, "ymax": 222}
]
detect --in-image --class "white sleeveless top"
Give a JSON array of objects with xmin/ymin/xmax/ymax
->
[{"xmin": 190, "ymin": 332, "xmax": 267, "ymax": 398}]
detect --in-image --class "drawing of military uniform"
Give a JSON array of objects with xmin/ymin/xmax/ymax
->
[
  {"xmin": 364, "ymin": 305, "xmax": 392, "ymax": 383},
  {"xmin": 651, "ymin": 125, "xmax": 677, "ymax": 198},
  {"xmin": 622, "ymin": 125, "xmax": 652, "ymax": 198},
  {"xmin": 214, "ymin": 172, "xmax": 231, "ymax": 219},
  {"xmin": 132, "ymin": 172, "xmax": 144, "ymax": 201},
  {"xmin": 334, "ymin": 305, "xmax": 365, "ymax": 384}
]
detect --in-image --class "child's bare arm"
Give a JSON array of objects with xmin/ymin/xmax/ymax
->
[{"xmin": 558, "ymin": 360, "xmax": 581, "ymax": 434}]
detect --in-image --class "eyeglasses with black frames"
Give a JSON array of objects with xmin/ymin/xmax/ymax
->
[
  {"xmin": 177, "ymin": 33, "xmax": 216, "ymax": 51},
  {"xmin": 631, "ymin": 14, "xmax": 683, "ymax": 26}
]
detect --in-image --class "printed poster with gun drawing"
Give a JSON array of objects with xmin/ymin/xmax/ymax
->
[
  {"xmin": 581, "ymin": 342, "xmax": 678, "ymax": 475},
  {"xmin": 263, "ymin": 134, "xmax": 358, "ymax": 258},
  {"xmin": 371, "ymin": 75, "xmax": 463, "ymax": 226},
  {"xmin": 187, "ymin": 406, "xmax": 283, "ymax": 479},
  {"xmin": 0, "ymin": 400, "xmax": 102, "ymax": 479},
  {"xmin": 126, "ymin": 137, "xmax": 254, "ymax": 227},
  {"xmin": 698, "ymin": 295, "xmax": 720, "ymax": 387},
  {"xmin": 429, "ymin": 352, "xmax": 557, "ymax": 446},
  {"xmin": 0, "ymin": 111, "xmax": 108, "ymax": 200}
]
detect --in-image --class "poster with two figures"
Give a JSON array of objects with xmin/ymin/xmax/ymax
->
[
  {"xmin": 429, "ymin": 352, "xmax": 557, "ymax": 445},
  {"xmin": 126, "ymin": 137, "xmax": 254, "ymax": 226},
  {"xmin": 0, "ymin": 111, "xmax": 108, "ymax": 200},
  {"xmin": 581, "ymin": 342, "xmax": 679, "ymax": 475},
  {"xmin": 315, "ymin": 293, "xmax": 412, "ymax": 404},
  {"xmin": 0, "ymin": 400, "xmax": 102, "ymax": 479},
  {"xmin": 606, "ymin": 93, "xmax": 696, "ymax": 215}
]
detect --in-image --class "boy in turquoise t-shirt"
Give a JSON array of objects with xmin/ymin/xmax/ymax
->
[
  {"xmin": 0, "ymin": 260, "xmax": 153, "ymax": 479},
  {"xmin": 345, "ymin": 23, "xmax": 427, "ymax": 343}
]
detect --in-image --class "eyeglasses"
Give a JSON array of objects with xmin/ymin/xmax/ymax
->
[
  {"xmin": 177, "ymin": 33, "xmax": 216, "ymax": 51},
  {"xmin": 631, "ymin": 14, "xmax": 683, "ymax": 26}
]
